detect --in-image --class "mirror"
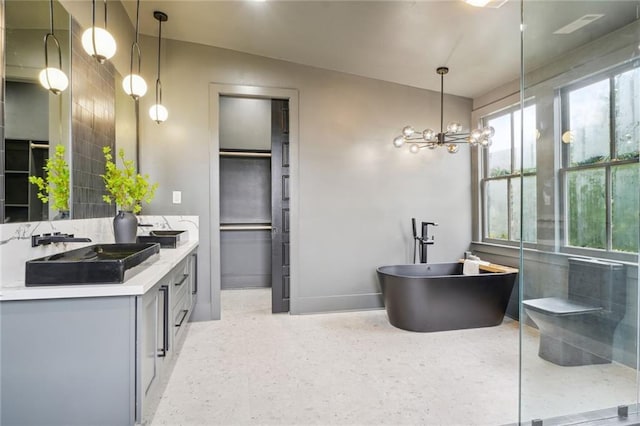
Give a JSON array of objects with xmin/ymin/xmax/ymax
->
[
  {"xmin": 2, "ymin": 0, "xmax": 135, "ymax": 223},
  {"xmin": 3, "ymin": 0, "xmax": 71, "ymax": 223}
]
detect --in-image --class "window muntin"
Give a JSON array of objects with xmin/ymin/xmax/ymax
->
[{"xmin": 561, "ymin": 64, "xmax": 639, "ymax": 254}]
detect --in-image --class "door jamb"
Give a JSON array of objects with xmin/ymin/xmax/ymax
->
[{"xmin": 208, "ymin": 84, "xmax": 299, "ymax": 318}]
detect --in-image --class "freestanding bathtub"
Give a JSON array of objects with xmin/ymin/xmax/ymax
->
[{"xmin": 376, "ymin": 263, "xmax": 517, "ymax": 332}]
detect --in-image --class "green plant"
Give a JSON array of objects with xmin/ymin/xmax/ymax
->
[
  {"xmin": 28, "ymin": 144, "xmax": 70, "ymax": 212},
  {"xmin": 101, "ymin": 146, "xmax": 158, "ymax": 214}
]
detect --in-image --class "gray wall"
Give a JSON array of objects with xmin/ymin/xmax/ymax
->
[{"xmin": 137, "ymin": 37, "xmax": 474, "ymax": 320}]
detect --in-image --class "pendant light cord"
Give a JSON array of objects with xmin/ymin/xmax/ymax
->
[
  {"xmin": 90, "ymin": 0, "xmax": 98, "ymax": 56},
  {"xmin": 135, "ymin": 0, "xmax": 140, "ymax": 44},
  {"xmin": 129, "ymin": 0, "xmax": 142, "ymax": 78},
  {"xmin": 103, "ymin": 0, "xmax": 108, "ymax": 29},
  {"xmin": 156, "ymin": 17, "xmax": 163, "ymax": 105},
  {"xmin": 48, "ymin": 0, "xmax": 54, "ymax": 36},
  {"xmin": 440, "ymin": 72, "xmax": 444, "ymax": 134},
  {"xmin": 43, "ymin": 0, "xmax": 63, "ymax": 90}
]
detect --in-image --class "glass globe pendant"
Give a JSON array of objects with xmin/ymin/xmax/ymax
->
[
  {"xmin": 39, "ymin": 1, "xmax": 68, "ymax": 95},
  {"xmin": 122, "ymin": 74, "xmax": 147, "ymax": 98},
  {"xmin": 82, "ymin": 0, "xmax": 116, "ymax": 63},
  {"xmin": 122, "ymin": 0, "xmax": 147, "ymax": 99},
  {"xmin": 149, "ymin": 104, "xmax": 169, "ymax": 123},
  {"xmin": 39, "ymin": 67, "xmax": 68, "ymax": 94}
]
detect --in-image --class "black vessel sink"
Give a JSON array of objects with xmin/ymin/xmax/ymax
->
[
  {"xmin": 25, "ymin": 243, "xmax": 160, "ymax": 286},
  {"xmin": 137, "ymin": 230, "xmax": 186, "ymax": 248}
]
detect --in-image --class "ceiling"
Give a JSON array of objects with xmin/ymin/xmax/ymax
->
[
  {"xmin": 10, "ymin": 0, "xmax": 639, "ymax": 99},
  {"xmin": 122, "ymin": 0, "xmax": 639, "ymax": 99}
]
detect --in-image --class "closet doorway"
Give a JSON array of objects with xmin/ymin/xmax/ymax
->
[{"xmin": 218, "ymin": 95, "xmax": 290, "ymax": 313}]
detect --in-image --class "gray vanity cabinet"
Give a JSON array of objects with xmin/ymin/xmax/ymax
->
[
  {"xmin": 0, "ymin": 296, "xmax": 137, "ymax": 425},
  {"xmin": 0, "ymin": 248, "xmax": 198, "ymax": 426}
]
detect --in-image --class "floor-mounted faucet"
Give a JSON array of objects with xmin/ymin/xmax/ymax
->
[{"xmin": 412, "ymin": 219, "xmax": 438, "ymax": 264}]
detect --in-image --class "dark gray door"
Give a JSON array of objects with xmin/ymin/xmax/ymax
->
[{"xmin": 271, "ymin": 99, "xmax": 290, "ymax": 313}]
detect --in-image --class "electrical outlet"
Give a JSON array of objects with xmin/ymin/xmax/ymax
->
[{"xmin": 172, "ymin": 191, "xmax": 182, "ymax": 204}]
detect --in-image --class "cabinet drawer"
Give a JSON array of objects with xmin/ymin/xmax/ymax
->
[
  {"xmin": 172, "ymin": 273, "xmax": 189, "ymax": 308},
  {"xmin": 172, "ymin": 270, "xmax": 190, "ymax": 310},
  {"xmin": 173, "ymin": 291, "xmax": 189, "ymax": 341}
]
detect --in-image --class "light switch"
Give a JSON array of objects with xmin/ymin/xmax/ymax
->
[{"xmin": 172, "ymin": 191, "xmax": 182, "ymax": 204}]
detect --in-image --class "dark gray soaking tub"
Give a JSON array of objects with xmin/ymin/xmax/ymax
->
[{"xmin": 376, "ymin": 263, "xmax": 517, "ymax": 332}]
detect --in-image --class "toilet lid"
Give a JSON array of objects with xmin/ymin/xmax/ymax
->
[{"xmin": 523, "ymin": 297, "xmax": 602, "ymax": 316}]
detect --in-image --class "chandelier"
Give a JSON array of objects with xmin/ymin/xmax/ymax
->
[{"xmin": 393, "ymin": 67, "xmax": 494, "ymax": 154}]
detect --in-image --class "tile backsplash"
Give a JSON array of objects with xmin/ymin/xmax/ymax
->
[{"xmin": 70, "ymin": 18, "xmax": 116, "ymax": 219}]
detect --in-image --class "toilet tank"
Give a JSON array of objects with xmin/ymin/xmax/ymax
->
[{"xmin": 568, "ymin": 258, "xmax": 626, "ymax": 314}]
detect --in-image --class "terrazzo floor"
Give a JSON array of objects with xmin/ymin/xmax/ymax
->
[{"xmin": 151, "ymin": 289, "xmax": 637, "ymax": 426}]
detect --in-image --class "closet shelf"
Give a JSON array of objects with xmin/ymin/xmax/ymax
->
[
  {"xmin": 219, "ymin": 150, "xmax": 271, "ymax": 158},
  {"xmin": 220, "ymin": 223, "xmax": 272, "ymax": 231},
  {"xmin": 30, "ymin": 143, "xmax": 49, "ymax": 150}
]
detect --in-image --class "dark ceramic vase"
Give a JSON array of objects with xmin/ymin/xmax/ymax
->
[
  {"xmin": 53, "ymin": 210, "xmax": 70, "ymax": 220},
  {"xmin": 114, "ymin": 210, "xmax": 137, "ymax": 243}
]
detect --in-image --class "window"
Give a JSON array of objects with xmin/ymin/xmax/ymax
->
[
  {"xmin": 561, "ymin": 65, "xmax": 639, "ymax": 253},
  {"xmin": 482, "ymin": 104, "xmax": 537, "ymax": 243}
]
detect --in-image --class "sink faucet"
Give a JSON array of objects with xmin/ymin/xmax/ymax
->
[{"xmin": 31, "ymin": 232, "xmax": 92, "ymax": 247}]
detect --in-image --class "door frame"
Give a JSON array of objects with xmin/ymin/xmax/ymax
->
[{"xmin": 209, "ymin": 84, "xmax": 299, "ymax": 318}]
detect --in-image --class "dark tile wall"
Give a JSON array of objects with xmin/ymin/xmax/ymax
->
[
  {"xmin": 71, "ymin": 19, "xmax": 115, "ymax": 219},
  {"xmin": 0, "ymin": 0, "xmax": 6, "ymax": 223}
]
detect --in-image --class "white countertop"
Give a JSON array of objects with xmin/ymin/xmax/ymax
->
[{"xmin": 0, "ymin": 240, "xmax": 199, "ymax": 302}]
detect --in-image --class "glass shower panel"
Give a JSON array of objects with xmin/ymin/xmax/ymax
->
[{"xmin": 520, "ymin": 0, "xmax": 640, "ymax": 423}]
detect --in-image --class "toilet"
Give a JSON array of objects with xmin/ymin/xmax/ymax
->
[{"xmin": 523, "ymin": 258, "xmax": 626, "ymax": 366}]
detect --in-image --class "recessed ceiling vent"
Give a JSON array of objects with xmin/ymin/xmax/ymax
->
[{"xmin": 554, "ymin": 14, "xmax": 604, "ymax": 34}]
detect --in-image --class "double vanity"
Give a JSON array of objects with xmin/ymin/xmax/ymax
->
[{"xmin": 0, "ymin": 219, "xmax": 199, "ymax": 426}]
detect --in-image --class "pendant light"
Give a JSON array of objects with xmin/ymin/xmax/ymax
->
[
  {"xmin": 39, "ymin": 0, "xmax": 68, "ymax": 94},
  {"xmin": 122, "ymin": 0, "xmax": 147, "ymax": 99},
  {"xmin": 149, "ymin": 11, "xmax": 168, "ymax": 123},
  {"xmin": 81, "ymin": 0, "xmax": 117, "ymax": 63}
]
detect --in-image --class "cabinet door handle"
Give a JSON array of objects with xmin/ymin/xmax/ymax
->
[
  {"xmin": 175, "ymin": 309, "xmax": 189, "ymax": 328},
  {"xmin": 174, "ymin": 274, "xmax": 189, "ymax": 287},
  {"xmin": 158, "ymin": 285, "xmax": 169, "ymax": 357},
  {"xmin": 192, "ymin": 254, "xmax": 198, "ymax": 295}
]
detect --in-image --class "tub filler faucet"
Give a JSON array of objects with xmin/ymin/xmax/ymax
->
[{"xmin": 412, "ymin": 218, "xmax": 438, "ymax": 264}]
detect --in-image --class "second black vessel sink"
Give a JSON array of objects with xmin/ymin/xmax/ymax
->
[
  {"xmin": 25, "ymin": 243, "xmax": 161, "ymax": 286},
  {"xmin": 137, "ymin": 230, "xmax": 186, "ymax": 248}
]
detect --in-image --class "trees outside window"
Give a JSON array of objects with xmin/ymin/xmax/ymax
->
[{"xmin": 561, "ymin": 65, "xmax": 639, "ymax": 253}]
